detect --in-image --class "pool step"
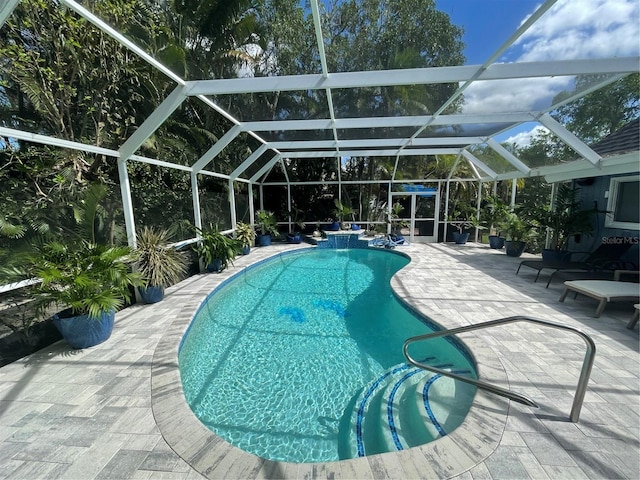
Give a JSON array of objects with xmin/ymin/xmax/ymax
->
[{"xmin": 345, "ymin": 358, "xmax": 476, "ymax": 459}]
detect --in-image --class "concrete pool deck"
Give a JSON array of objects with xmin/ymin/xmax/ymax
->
[{"xmin": 0, "ymin": 242, "xmax": 638, "ymax": 479}]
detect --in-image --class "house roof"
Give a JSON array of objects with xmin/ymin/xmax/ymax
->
[{"xmin": 591, "ymin": 118, "xmax": 640, "ymax": 157}]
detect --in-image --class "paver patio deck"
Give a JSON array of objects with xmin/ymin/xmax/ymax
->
[{"xmin": 0, "ymin": 242, "xmax": 638, "ymax": 479}]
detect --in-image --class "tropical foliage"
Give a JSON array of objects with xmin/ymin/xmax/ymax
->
[
  {"xmin": 135, "ymin": 227, "xmax": 189, "ymax": 288},
  {"xmin": 0, "ymin": 0, "xmax": 636, "ymax": 263}
]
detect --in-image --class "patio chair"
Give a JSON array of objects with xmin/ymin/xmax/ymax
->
[
  {"xmin": 559, "ymin": 277, "xmax": 640, "ymax": 318},
  {"xmin": 546, "ymin": 267, "xmax": 640, "ymax": 288},
  {"xmin": 516, "ymin": 238, "xmax": 635, "ymax": 284}
]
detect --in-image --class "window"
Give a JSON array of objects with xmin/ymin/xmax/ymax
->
[{"xmin": 605, "ymin": 175, "xmax": 640, "ymax": 229}]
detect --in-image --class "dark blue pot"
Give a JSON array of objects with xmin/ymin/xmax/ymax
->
[
  {"xmin": 326, "ymin": 222, "xmax": 340, "ymax": 231},
  {"xmin": 488, "ymin": 235, "xmax": 505, "ymax": 249},
  {"xmin": 505, "ymin": 241, "xmax": 527, "ymax": 257},
  {"xmin": 207, "ymin": 259, "xmax": 223, "ymax": 272},
  {"xmin": 53, "ymin": 308, "xmax": 115, "ymax": 349},
  {"xmin": 453, "ymin": 232, "xmax": 470, "ymax": 244},
  {"xmin": 257, "ymin": 234, "xmax": 271, "ymax": 246},
  {"xmin": 138, "ymin": 285, "xmax": 164, "ymax": 304},
  {"xmin": 286, "ymin": 233, "xmax": 302, "ymax": 244},
  {"xmin": 242, "ymin": 245, "xmax": 251, "ymax": 255}
]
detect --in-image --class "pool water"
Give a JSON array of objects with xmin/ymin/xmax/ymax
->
[{"xmin": 179, "ymin": 248, "xmax": 476, "ymax": 463}]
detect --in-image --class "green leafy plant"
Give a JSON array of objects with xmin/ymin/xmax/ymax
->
[
  {"xmin": 333, "ymin": 199, "xmax": 355, "ymax": 227},
  {"xmin": 287, "ymin": 207, "xmax": 306, "ymax": 234},
  {"xmin": 388, "ymin": 202, "xmax": 409, "ymax": 234},
  {"xmin": 533, "ymin": 184, "xmax": 596, "ymax": 251},
  {"xmin": 27, "ymin": 240, "xmax": 143, "ymax": 319},
  {"xmin": 195, "ymin": 224, "xmax": 242, "ymax": 271},
  {"xmin": 500, "ymin": 211, "xmax": 535, "ymax": 243},
  {"xmin": 235, "ymin": 222, "xmax": 256, "ymax": 248},
  {"xmin": 480, "ymin": 196, "xmax": 510, "ymax": 236},
  {"xmin": 135, "ymin": 226, "xmax": 189, "ymax": 288},
  {"xmin": 448, "ymin": 202, "xmax": 481, "ymax": 234},
  {"xmin": 255, "ymin": 210, "xmax": 279, "ymax": 237}
]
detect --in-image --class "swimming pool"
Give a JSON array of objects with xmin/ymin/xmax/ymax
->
[{"xmin": 179, "ymin": 248, "xmax": 477, "ymax": 463}]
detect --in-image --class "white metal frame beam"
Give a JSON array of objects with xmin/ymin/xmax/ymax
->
[
  {"xmin": 184, "ymin": 57, "xmax": 639, "ymax": 96},
  {"xmin": 486, "ymin": 138, "xmax": 531, "ymax": 175},
  {"xmin": 0, "ymin": 0, "xmax": 20, "ymax": 28},
  {"xmin": 239, "ymin": 114, "xmax": 531, "ymax": 132},
  {"xmin": 230, "ymin": 145, "xmax": 268, "ymax": 180},
  {"xmin": 538, "ymin": 113, "xmax": 602, "ymax": 165},
  {"xmin": 118, "ymin": 85, "xmax": 187, "ymax": 161},
  {"xmin": 461, "ymin": 150, "xmax": 498, "ymax": 179},
  {"xmin": 268, "ymin": 137, "xmax": 482, "ymax": 150},
  {"xmin": 284, "ymin": 148, "xmax": 461, "ymax": 158}
]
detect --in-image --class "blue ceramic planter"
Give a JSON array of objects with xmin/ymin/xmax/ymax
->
[
  {"xmin": 53, "ymin": 308, "xmax": 115, "ymax": 349},
  {"xmin": 286, "ymin": 233, "xmax": 302, "ymax": 244},
  {"xmin": 139, "ymin": 285, "xmax": 164, "ymax": 303},
  {"xmin": 453, "ymin": 232, "xmax": 470, "ymax": 244},
  {"xmin": 488, "ymin": 235, "xmax": 505, "ymax": 249},
  {"xmin": 257, "ymin": 234, "xmax": 271, "ymax": 246},
  {"xmin": 207, "ymin": 259, "xmax": 223, "ymax": 272},
  {"xmin": 505, "ymin": 240, "xmax": 527, "ymax": 257}
]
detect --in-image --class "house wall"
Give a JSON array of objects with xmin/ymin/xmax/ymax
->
[{"xmin": 570, "ymin": 173, "xmax": 640, "ymax": 268}]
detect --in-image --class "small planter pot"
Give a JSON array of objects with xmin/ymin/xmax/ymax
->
[
  {"xmin": 286, "ymin": 233, "xmax": 302, "ymax": 244},
  {"xmin": 207, "ymin": 259, "xmax": 223, "ymax": 273},
  {"xmin": 242, "ymin": 245, "xmax": 251, "ymax": 255},
  {"xmin": 453, "ymin": 232, "xmax": 470, "ymax": 244},
  {"xmin": 505, "ymin": 240, "xmax": 527, "ymax": 257},
  {"xmin": 53, "ymin": 308, "xmax": 115, "ymax": 349},
  {"xmin": 326, "ymin": 222, "xmax": 340, "ymax": 231},
  {"xmin": 488, "ymin": 235, "xmax": 505, "ymax": 249},
  {"xmin": 138, "ymin": 285, "xmax": 165, "ymax": 304},
  {"xmin": 257, "ymin": 234, "xmax": 272, "ymax": 246}
]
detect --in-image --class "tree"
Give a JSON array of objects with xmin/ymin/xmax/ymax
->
[{"xmin": 553, "ymin": 74, "xmax": 639, "ymax": 144}]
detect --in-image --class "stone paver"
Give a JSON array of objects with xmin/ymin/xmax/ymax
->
[{"xmin": 0, "ymin": 242, "xmax": 638, "ymax": 479}]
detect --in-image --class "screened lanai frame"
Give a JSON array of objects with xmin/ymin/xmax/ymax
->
[{"xmin": 1, "ymin": 0, "xmax": 639, "ymax": 247}]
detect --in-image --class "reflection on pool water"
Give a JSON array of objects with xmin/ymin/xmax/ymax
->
[{"xmin": 179, "ymin": 248, "xmax": 476, "ymax": 463}]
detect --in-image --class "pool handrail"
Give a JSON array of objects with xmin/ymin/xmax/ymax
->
[{"xmin": 403, "ymin": 315, "xmax": 596, "ymax": 422}]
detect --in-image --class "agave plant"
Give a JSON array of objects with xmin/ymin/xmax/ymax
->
[{"xmin": 135, "ymin": 226, "xmax": 189, "ymax": 289}]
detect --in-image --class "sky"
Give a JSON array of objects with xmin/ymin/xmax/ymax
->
[{"xmin": 435, "ymin": 0, "xmax": 640, "ymax": 147}]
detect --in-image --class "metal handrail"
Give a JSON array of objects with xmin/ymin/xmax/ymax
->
[{"xmin": 403, "ymin": 315, "xmax": 596, "ymax": 422}]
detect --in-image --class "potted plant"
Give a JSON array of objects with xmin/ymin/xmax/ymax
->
[
  {"xmin": 333, "ymin": 199, "xmax": 355, "ymax": 230},
  {"xmin": 534, "ymin": 184, "xmax": 596, "ymax": 262},
  {"xmin": 448, "ymin": 204, "xmax": 479, "ymax": 245},
  {"xmin": 481, "ymin": 196, "xmax": 510, "ymax": 249},
  {"xmin": 196, "ymin": 224, "xmax": 242, "ymax": 272},
  {"xmin": 388, "ymin": 202, "xmax": 408, "ymax": 244},
  {"xmin": 501, "ymin": 211, "xmax": 535, "ymax": 257},
  {"xmin": 255, "ymin": 210, "xmax": 279, "ymax": 246},
  {"xmin": 135, "ymin": 226, "xmax": 189, "ymax": 303},
  {"xmin": 286, "ymin": 207, "xmax": 305, "ymax": 244},
  {"xmin": 26, "ymin": 240, "xmax": 143, "ymax": 349},
  {"xmin": 235, "ymin": 222, "xmax": 256, "ymax": 255}
]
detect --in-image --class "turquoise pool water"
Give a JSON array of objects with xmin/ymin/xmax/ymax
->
[{"xmin": 179, "ymin": 248, "xmax": 476, "ymax": 463}]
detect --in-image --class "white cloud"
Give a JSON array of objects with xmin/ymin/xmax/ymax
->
[
  {"xmin": 462, "ymin": 76, "xmax": 572, "ymax": 114},
  {"xmin": 503, "ymin": 125, "xmax": 550, "ymax": 148},
  {"xmin": 513, "ymin": 0, "xmax": 640, "ymax": 62},
  {"xmin": 461, "ymin": 0, "xmax": 638, "ymax": 116}
]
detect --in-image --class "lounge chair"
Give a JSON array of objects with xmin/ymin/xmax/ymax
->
[
  {"xmin": 516, "ymin": 238, "xmax": 635, "ymax": 285},
  {"xmin": 559, "ymin": 277, "xmax": 640, "ymax": 318},
  {"xmin": 546, "ymin": 267, "xmax": 639, "ymax": 288}
]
